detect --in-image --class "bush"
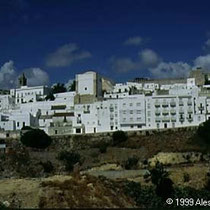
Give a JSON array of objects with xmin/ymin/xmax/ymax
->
[
  {"xmin": 57, "ymin": 150, "xmax": 81, "ymax": 172},
  {"xmin": 112, "ymin": 130, "xmax": 127, "ymax": 146},
  {"xmin": 124, "ymin": 156, "xmax": 139, "ymax": 170},
  {"xmin": 45, "ymin": 92, "xmax": 55, "ymax": 101},
  {"xmin": 197, "ymin": 119, "xmax": 210, "ymax": 144},
  {"xmin": 99, "ymin": 143, "xmax": 108, "ymax": 153},
  {"xmin": 183, "ymin": 172, "xmax": 190, "ymax": 182},
  {"xmin": 148, "ymin": 161, "xmax": 174, "ymax": 200},
  {"xmin": 20, "ymin": 129, "xmax": 52, "ymax": 149},
  {"xmin": 40, "ymin": 161, "xmax": 54, "ymax": 173},
  {"xmin": 21, "ymin": 126, "xmax": 33, "ymax": 130},
  {"xmin": 124, "ymin": 181, "xmax": 162, "ymax": 208}
]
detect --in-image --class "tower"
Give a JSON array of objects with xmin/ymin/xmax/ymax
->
[{"xmin": 18, "ymin": 73, "xmax": 27, "ymax": 87}]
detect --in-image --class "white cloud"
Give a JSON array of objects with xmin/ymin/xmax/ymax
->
[
  {"xmin": 139, "ymin": 49, "xmax": 161, "ymax": 66},
  {"xmin": 0, "ymin": 61, "xmax": 50, "ymax": 89},
  {"xmin": 0, "ymin": 61, "xmax": 17, "ymax": 89},
  {"xmin": 149, "ymin": 62, "xmax": 191, "ymax": 79},
  {"xmin": 111, "ymin": 49, "xmax": 160, "ymax": 73},
  {"xmin": 65, "ymin": 79, "xmax": 74, "ymax": 90},
  {"xmin": 111, "ymin": 57, "xmax": 137, "ymax": 73},
  {"xmin": 194, "ymin": 54, "xmax": 210, "ymax": 70},
  {"xmin": 203, "ymin": 39, "xmax": 210, "ymax": 51},
  {"xmin": 46, "ymin": 43, "xmax": 92, "ymax": 67},
  {"xmin": 22, "ymin": 68, "xmax": 49, "ymax": 86},
  {"xmin": 124, "ymin": 36, "xmax": 143, "ymax": 46}
]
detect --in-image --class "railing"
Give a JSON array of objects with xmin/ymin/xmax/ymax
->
[{"xmin": 170, "ymin": 101, "xmax": 176, "ymax": 107}]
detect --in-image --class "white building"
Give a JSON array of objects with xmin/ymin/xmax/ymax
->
[{"xmin": 1, "ymin": 70, "xmax": 210, "ymax": 135}]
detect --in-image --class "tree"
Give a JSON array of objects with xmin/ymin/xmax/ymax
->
[
  {"xmin": 112, "ymin": 130, "xmax": 128, "ymax": 145},
  {"xmin": 57, "ymin": 150, "xmax": 81, "ymax": 172},
  {"xmin": 20, "ymin": 129, "xmax": 52, "ymax": 149},
  {"xmin": 45, "ymin": 92, "xmax": 55, "ymax": 101},
  {"xmin": 69, "ymin": 80, "xmax": 76, "ymax": 91},
  {"xmin": 21, "ymin": 126, "xmax": 33, "ymax": 130},
  {"xmin": 197, "ymin": 119, "xmax": 210, "ymax": 144},
  {"xmin": 52, "ymin": 83, "xmax": 67, "ymax": 94},
  {"xmin": 148, "ymin": 161, "xmax": 174, "ymax": 199}
]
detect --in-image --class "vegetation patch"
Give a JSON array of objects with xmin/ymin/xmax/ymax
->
[{"xmin": 20, "ymin": 129, "xmax": 52, "ymax": 149}]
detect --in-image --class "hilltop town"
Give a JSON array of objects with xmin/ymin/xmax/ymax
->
[{"xmin": 0, "ymin": 68, "xmax": 210, "ymax": 137}]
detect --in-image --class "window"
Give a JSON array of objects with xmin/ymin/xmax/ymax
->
[
  {"xmin": 137, "ymin": 110, "xmax": 141, "ymax": 114},
  {"xmin": 130, "ymin": 118, "xmax": 133, "ymax": 121},
  {"xmin": 17, "ymin": 122, "xmax": 19, "ymax": 127},
  {"xmin": 137, "ymin": 117, "xmax": 141, "ymax": 121},
  {"xmin": 130, "ymin": 110, "xmax": 133, "ymax": 114},
  {"xmin": 76, "ymin": 128, "xmax": 81, "ymax": 133},
  {"xmin": 137, "ymin": 103, "xmax": 141, "ymax": 106},
  {"xmin": 130, "ymin": 103, "xmax": 133, "ymax": 106},
  {"xmin": 123, "ymin": 118, "xmax": 126, "ymax": 122},
  {"xmin": 172, "ymin": 122, "xmax": 175, "ymax": 128},
  {"xmin": 85, "ymin": 87, "xmax": 87, "ymax": 90},
  {"xmin": 147, "ymin": 103, "xmax": 151, "ymax": 109},
  {"xmin": 147, "ymin": 111, "xmax": 151, "ymax": 117},
  {"xmin": 123, "ymin": 103, "xmax": 126, "ymax": 107},
  {"xmin": 123, "ymin": 110, "xmax": 126, "ymax": 114},
  {"xmin": 148, "ymin": 118, "xmax": 151, "ymax": 122}
]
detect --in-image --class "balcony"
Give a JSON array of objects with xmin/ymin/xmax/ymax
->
[
  {"xmin": 187, "ymin": 117, "xmax": 193, "ymax": 122},
  {"xmin": 162, "ymin": 101, "xmax": 169, "ymax": 107},
  {"xmin": 179, "ymin": 118, "xmax": 184, "ymax": 123},
  {"xmin": 155, "ymin": 110, "xmax": 161, "ymax": 116},
  {"xmin": 170, "ymin": 109, "xmax": 176, "ymax": 115},
  {"xmin": 171, "ymin": 117, "xmax": 177, "ymax": 122},
  {"xmin": 170, "ymin": 101, "xmax": 176, "ymax": 107},
  {"xmin": 198, "ymin": 106, "xmax": 204, "ymax": 111},
  {"xmin": 179, "ymin": 109, "xmax": 184, "ymax": 114},
  {"xmin": 179, "ymin": 101, "xmax": 184, "ymax": 106},
  {"xmin": 155, "ymin": 117, "xmax": 161, "ymax": 122},
  {"xmin": 154, "ymin": 101, "xmax": 160, "ymax": 107},
  {"xmin": 187, "ymin": 108, "xmax": 193, "ymax": 114},
  {"xmin": 187, "ymin": 100, "xmax": 192, "ymax": 106},
  {"xmin": 162, "ymin": 109, "xmax": 169, "ymax": 115},
  {"xmin": 162, "ymin": 117, "xmax": 170, "ymax": 122}
]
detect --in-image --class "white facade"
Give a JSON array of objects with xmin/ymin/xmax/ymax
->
[{"xmin": 1, "ymin": 70, "xmax": 210, "ymax": 135}]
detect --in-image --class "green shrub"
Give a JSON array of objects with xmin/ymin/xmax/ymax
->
[
  {"xmin": 21, "ymin": 126, "xmax": 33, "ymax": 130},
  {"xmin": 149, "ymin": 161, "xmax": 174, "ymax": 200},
  {"xmin": 124, "ymin": 181, "xmax": 162, "ymax": 208},
  {"xmin": 40, "ymin": 161, "xmax": 54, "ymax": 173},
  {"xmin": 112, "ymin": 130, "xmax": 127, "ymax": 146},
  {"xmin": 57, "ymin": 150, "xmax": 81, "ymax": 172},
  {"xmin": 124, "ymin": 156, "xmax": 139, "ymax": 170},
  {"xmin": 99, "ymin": 143, "xmax": 108, "ymax": 153},
  {"xmin": 45, "ymin": 92, "xmax": 55, "ymax": 101},
  {"xmin": 20, "ymin": 129, "xmax": 52, "ymax": 149},
  {"xmin": 183, "ymin": 172, "xmax": 190, "ymax": 182},
  {"xmin": 197, "ymin": 119, "xmax": 210, "ymax": 144}
]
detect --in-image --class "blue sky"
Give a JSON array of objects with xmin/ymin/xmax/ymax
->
[{"xmin": 1, "ymin": 0, "xmax": 210, "ymax": 88}]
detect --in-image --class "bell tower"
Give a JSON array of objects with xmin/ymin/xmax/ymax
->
[{"xmin": 18, "ymin": 73, "xmax": 27, "ymax": 87}]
